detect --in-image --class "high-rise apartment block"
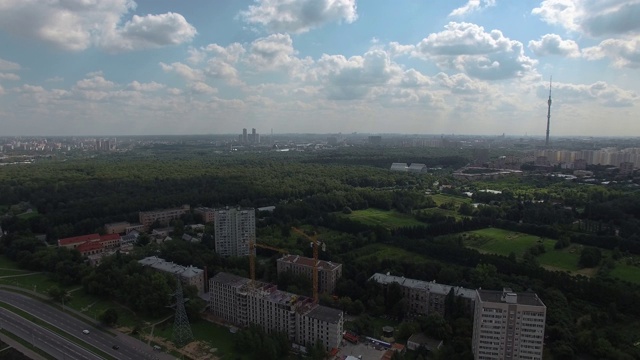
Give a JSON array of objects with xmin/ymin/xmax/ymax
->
[
  {"xmin": 370, "ymin": 273, "xmax": 476, "ymax": 316},
  {"xmin": 209, "ymin": 272, "xmax": 343, "ymax": 351},
  {"xmin": 472, "ymin": 288, "xmax": 546, "ymax": 360},
  {"xmin": 139, "ymin": 205, "xmax": 190, "ymax": 228},
  {"xmin": 214, "ymin": 207, "xmax": 255, "ymax": 257},
  {"xmin": 277, "ymin": 255, "xmax": 342, "ymax": 294}
]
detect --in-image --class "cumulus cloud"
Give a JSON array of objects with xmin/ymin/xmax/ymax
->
[
  {"xmin": 539, "ymin": 80, "xmax": 638, "ymax": 107},
  {"xmin": 436, "ymin": 72, "xmax": 487, "ymax": 94},
  {"xmin": 0, "ymin": 0, "xmax": 196, "ymax": 52},
  {"xmin": 532, "ymin": 0, "xmax": 640, "ymax": 36},
  {"xmin": 314, "ymin": 49, "xmax": 403, "ymax": 100},
  {"xmin": 388, "ymin": 42, "xmax": 415, "ymax": 57},
  {"xmin": 528, "ymin": 34, "xmax": 580, "ymax": 58},
  {"xmin": 74, "ymin": 75, "xmax": 115, "ymax": 90},
  {"xmin": 414, "ymin": 22, "xmax": 537, "ymax": 80},
  {"xmin": 583, "ymin": 38, "xmax": 640, "ymax": 68},
  {"xmin": 240, "ymin": 0, "xmax": 357, "ymax": 34},
  {"xmin": 160, "ymin": 62, "xmax": 204, "ymax": 82},
  {"xmin": 189, "ymin": 82, "xmax": 217, "ymax": 95},
  {"xmin": 127, "ymin": 81, "xmax": 165, "ymax": 92},
  {"xmin": 0, "ymin": 58, "xmax": 20, "ymax": 71},
  {"xmin": 0, "ymin": 73, "xmax": 20, "ymax": 81},
  {"xmin": 102, "ymin": 12, "xmax": 197, "ymax": 52},
  {"xmin": 246, "ymin": 33, "xmax": 311, "ymax": 74},
  {"xmin": 449, "ymin": 0, "xmax": 496, "ymax": 17}
]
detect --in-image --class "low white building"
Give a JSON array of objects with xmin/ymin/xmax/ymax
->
[
  {"xmin": 138, "ymin": 256, "xmax": 206, "ymax": 295},
  {"xmin": 390, "ymin": 163, "xmax": 408, "ymax": 172}
]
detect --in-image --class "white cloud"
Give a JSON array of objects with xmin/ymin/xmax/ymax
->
[
  {"xmin": 240, "ymin": 0, "xmax": 357, "ymax": 34},
  {"xmin": 0, "ymin": 84, "xmax": 4, "ymax": 96},
  {"xmin": 532, "ymin": 0, "xmax": 640, "ymax": 36},
  {"xmin": 246, "ymin": 33, "xmax": 311, "ymax": 73},
  {"xmin": 189, "ymin": 82, "xmax": 217, "ymax": 95},
  {"xmin": 0, "ymin": 73, "xmax": 20, "ymax": 81},
  {"xmin": 388, "ymin": 42, "xmax": 415, "ymax": 57},
  {"xmin": 46, "ymin": 76, "xmax": 64, "ymax": 83},
  {"xmin": 160, "ymin": 62, "xmax": 204, "ymax": 82},
  {"xmin": 127, "ymin": 81, "xmax": 165, "ymax": 92},
  {"xmin": 102, "ymin": 12, "xmax": 197, "ymax": 52},
  {"xmin": 414, "ymin": 22, "xmax": 537, "ymax": 80},
  {"xmin": 528, "ymin": 34, "xmax": 580, "ymax": 58},
  {"xmin": 0, "ymin": 0, "xmax": 196, "ymax": 52},
  {"xmin": 449, "ymin": 0, "xmax": 496, "ymax": 17},
  {"xmin": 539, "ymin": 80, "xmax": 638, "ymax": 107},
  {"xmin": 583, "ymin": 38, "xmax": 640, "ymax": 68},
  {"xmin": 0, "ymin": 58, "xmax": 20, "ymax": 71},
  {"xmin": 74, "ymin": 75, "xmax": 115, "ymax": 90},
  {"xmin": 436, "ymin": 72, "xmax": 487, "ymax": 94}
]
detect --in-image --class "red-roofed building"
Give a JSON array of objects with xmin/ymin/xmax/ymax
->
[
  {"xmin": 77, "ymin": 241, "xmax": 103, "ymax": 256},
  {"xmin": 99, "ymin": 234, "xmax": 121, "ymax": 249},
  {"xmin": 58, "ymin": 234, "xmax": 100, "ymax": 248}
]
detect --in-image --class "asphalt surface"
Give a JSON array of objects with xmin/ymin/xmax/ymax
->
[{"xmin": 0, "ymin": 289, "xmax": 163, "ymax": 360}]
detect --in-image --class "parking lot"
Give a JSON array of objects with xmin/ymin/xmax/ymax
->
[{"xmin": 335, "ymin": 339, "xmax": 387, "ymax": 360}]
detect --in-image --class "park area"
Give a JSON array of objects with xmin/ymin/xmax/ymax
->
[{"xmin": 344, "ymin": 208, "xmax": 424, "ymax": 228}]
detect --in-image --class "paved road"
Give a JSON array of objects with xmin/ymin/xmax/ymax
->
[
  {"xmin": 0, "ymin": 290, "xmax": 163, "ymax": 360},
  {"xmin": 0, "ymin": 308, "xmax": 97, "ymax": 359}
]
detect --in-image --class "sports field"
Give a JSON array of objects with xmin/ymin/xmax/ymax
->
[
  {"xmin": 462, "ymin": 228, "xmax": 554, "ymax": 257},
  {"xmin": 345, "ymin": 208, "xmax": 424, "ymax": 228}
]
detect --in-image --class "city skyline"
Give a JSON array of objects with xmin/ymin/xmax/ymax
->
[{"xmin": 0, "ymin": 0, "xmax": 638, "ymax": 136}]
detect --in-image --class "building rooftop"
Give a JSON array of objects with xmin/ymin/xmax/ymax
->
[
  {"xmin": 407, "ymin": 333, "xmax": 443, "ymax": 351},
  {"xmin": 105, "ymin": 221, "xmax": 129, "ymax": 227},
  {"xmin": 278, "ymin": 255, "xmax": 342, "ymax": 271},
  {"xmin": 210, "ymin": 272, "xmax": 251, "ymax": 287},
  {"xmin": 369, "ymin": 273, "xmax": 476, "ymax": 299},
  {"xmin": 304, "ymin": 303, "xmax": 343, "ymax": 324},
  {"xmin": 477, "ymin": 289, "xmax": 545, "ymax": 307},
  {"xmin": 138, "ymin": 256, "xmax": 204, "ymax": 279},
  {"xmin": 100, "ymin": 234, "xmax": 121, "ymax": 241},
  {"xmin": 58, "ymin": 233, "xmax": 100, "ymax": 246}
]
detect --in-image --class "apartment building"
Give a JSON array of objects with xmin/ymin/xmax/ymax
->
[
  {"xmin": 104, "ymin": 222, "xmax": 130, "ymax": 234},
  {"xmin": 139, "ymin": 205, "xmax": 190, "ymax": 228},
  {"xmin": 369, "ymin": 273, "xmax": 476, "ymax": 316},
  {"xmin": 472, "ymin": 288, "xmax": 546, "ymax": 360},
  {"xmin": 214, "ymin": 207, "xmax": 255, "ymax": 257},
  {"xmin": 138, "ymin": 256, "xmax": 206, "ymax": 295},
  {"xmin": 194, "ymin": 207, "xmax": 215, "ymax": 223},
  {"xmin": 277, "ymin": 255, "xmax": 342, "ymax": 294},
  {"xmin": 209, "ymin": 272, "xmax": 343, "ymax": 352}
]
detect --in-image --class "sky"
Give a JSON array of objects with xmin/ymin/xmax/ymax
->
[{"xmin": 0, "ymin": 0, "xmax": 638, "ymax": 137}]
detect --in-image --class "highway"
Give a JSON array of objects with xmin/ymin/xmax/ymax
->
[{"xmin": 0, "ymin": 289, "xmax": 164, "ymax": 360}]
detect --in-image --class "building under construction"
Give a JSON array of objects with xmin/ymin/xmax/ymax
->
[
  {"xmin": 209, "ymin": 272, "xmax": 343, "ymax": 351},
  {"xmin": 276, "ymin": 255, "xmax": 342, "ymax": 294}
]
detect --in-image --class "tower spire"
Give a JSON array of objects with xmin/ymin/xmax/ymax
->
[{"xmin": 545, "ymin": 76, "xmax": 552, "ymax": 148}]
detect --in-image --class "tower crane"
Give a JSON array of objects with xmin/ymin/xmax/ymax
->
[
  {"xmin": 249, "ymin": 240, "xmax": 289, "ymax": 288},
  {"xmin": 291, "ymin": 227, "xmax": 325, "ymax": 304}
]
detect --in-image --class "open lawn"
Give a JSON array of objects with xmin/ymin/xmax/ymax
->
[
  {"xmin": 462, "ymin": 228, "xmax": 554, "ymax": 258},
  {"xmin": 610, "ymin": 262, "xmax": 640, "ymax": 285},
  {"xmin": 430, "ymin": 194, "xmax": 471, "ymax": 207},
  {"xmin": 352, "ymin": 243, "xmax": 428, "ymax": 268},
  {"xmin": 537, "ymin": 248, "xmax": 581, "ymax": 272},
  {"xmin": 419, "ymin": 207, "xmax": 465, "ymax": 220},
  {"xmin": 345, "ymin": 209, "xmax": 424, "ymax": 228}
]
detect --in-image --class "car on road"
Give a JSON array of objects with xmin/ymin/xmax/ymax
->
[
  {"xmin": 112, "ymin": 345, "xmax": 119, "ymax": 350},
  {"xmin": 82, "ymin": 330, "xmax": 90, "ymax": 334}
]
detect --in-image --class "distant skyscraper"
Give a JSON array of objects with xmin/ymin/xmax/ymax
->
[
  {"xmin": 242, "ymin": 128, "xmax": 248, "ymax": 143},
  {"xmin": 214, "ymin": 207, "xmax": 255, "ymax": 257},
  {"xmin": 545, "ymin": 77, "xmax": 552, "ymax": 148}
]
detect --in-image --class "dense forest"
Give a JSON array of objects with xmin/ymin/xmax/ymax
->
[{"xmin": 2, "ymin": 146, "xmax": 640, "ymax": 359}]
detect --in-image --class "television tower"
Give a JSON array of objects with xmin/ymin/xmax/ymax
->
[{"xmin": 545, "ymin": 76, "xmax": 552, "ymax": 148}]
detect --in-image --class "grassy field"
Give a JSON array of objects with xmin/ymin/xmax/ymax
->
[
  {"xmin": 610, "ymin": 261, "xmax": 640, "ymax": 285},
  {"xmin": 462, "ymin": 228, "xmax": 554, "ymax": 258},
  {"xmin": 419, "ymin": 207, "xmax": 465, "ymax": 220},
  {"xmin": 352, "ymin": 243, "xmax": 429, "ymax": 268},
  {"xmin": 430, "ymin": 194, "xmax": 471, "ymax": 207},
  {"xmin": 345, "ymin": 208, "xmax": 424, "ymax": 228}
]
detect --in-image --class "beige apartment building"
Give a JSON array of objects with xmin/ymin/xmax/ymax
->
[
  {"xmin": 209, "ymin": 272, "xmax": 343, "ymax": 351},
  {"xmin": 194, "ymin": 207, "xmax": 216, "ymax": 223},
  {"xmin": 139, "ymin": 205, "xmax": 190, "ymax": 228},
  {"xmin": 104, "ymin": 221, "xmax": 130, "ymax": 234},
  {"xmin": 277, "ymin": 255, "xmax": 342, "ymax": 294},
  {"xmin": 472, "ymin": 288, "xmax": 546, "ymax": 360},
  {"xmin": 369, "ymin": 273, "xmax": 476, "ymax": 316}
]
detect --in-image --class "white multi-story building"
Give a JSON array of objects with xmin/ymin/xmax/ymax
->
[
  {"xmin": 214, "ymin": 207, "xmax": 255, "ymax": 257},
  {"xmin": 277, "ymin": 255, "xmax": 342, "ymax": 294},
  {"xmin": 209, "ymin": 272, "xmax": 343, "ymax": 352},
  {"xmin": 472, "ymin": 288, "xmax": 546, "ymax": 360}
]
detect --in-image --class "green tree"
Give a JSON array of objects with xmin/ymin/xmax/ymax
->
[
  {"xmin": 99, "ymin": 308, "xmax": 118, "ymax": 326},
  {"xmin": 579, "ymin": 247, "xmax": 602, "ymax": 268}
]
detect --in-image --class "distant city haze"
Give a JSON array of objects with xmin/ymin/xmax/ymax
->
[{"xmin": 0, "ymin": 1, "xmax": 637, "ymax": 136}]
